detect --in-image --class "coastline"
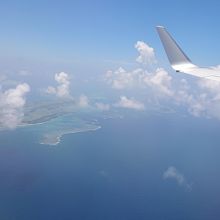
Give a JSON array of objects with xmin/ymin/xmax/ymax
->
[{"xmin": 40, "ymin": 126, "xmax": 101, "ymax": 146}]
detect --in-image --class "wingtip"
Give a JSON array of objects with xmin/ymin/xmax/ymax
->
[{"xmin": 156, "ymin": 25, "xmax": 165, "ymax": 29}]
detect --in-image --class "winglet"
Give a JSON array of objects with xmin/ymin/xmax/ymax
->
[{"xmin": 156, "ymin": 26, "xmax": 193, "ymax": 69}]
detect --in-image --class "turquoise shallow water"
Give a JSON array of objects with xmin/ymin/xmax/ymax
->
[
  {"xmin": 20, "ymin": 113, "xmax": 101, "ymax": 145},
  {"xmin": 0, "ymin": 113, "xmax": 220, "ymax": 219}
]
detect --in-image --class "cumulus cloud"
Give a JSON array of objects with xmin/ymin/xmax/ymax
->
[
  {"xmin": 163, "ymin": 166, "xmax": 185, "ymax": 185},
  {"xmin": 105, "ymin": 41, "xmax": 173, "ymax": 98},
  {"xmin": 46, "ymin": 72, "xmax": 70, "ymax": 98},
  {"xmin": 135, "ymin": 41, "xmax": 156, "ymax": 65},
  {"xmin": 95, "ymin": 102, "xmax": 110, "ymax": 111},
  {"xmin": 0, "ymin": 83, "xmax": 30, "ymax": 129},
  {"xmin": 46, "ymin": 86, "xmax": 56, "ymax": 94},
  {"xmin": 174, "ymin": 78, "xmax": 220, "ymax": 119},
  {"xmin": 198, "ymin": 78, "xmax": 220, "ymax": 100},
  {"xmin": 143, "ymin": 68, "xmax": 173, "ymax": 97},
  {"xmin": 163, "ymin": 166, "xmax": 192, "ymax": 191},
  {"xmin": 105, "ymin": 66, "xmax": 173, "ymax": 97},
  {"xmin": 105, "ymin": 40, "xmax": 220, "ymax": 119},
  {"xmin": 78, "ymin": 95, "xmax": 89, "ymax": 108},
  {"xmin": 105, "ymin": 67, "xmax": 142, "ymax": 90},
  {"xmin": 115, "ymin": 96, "xmax": 145, "ymax": 111},
  {"xmin": 104, "ymin": 39, "xmax": 220, "ymax": 120}
]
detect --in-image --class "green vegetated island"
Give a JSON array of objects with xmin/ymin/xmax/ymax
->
[{"xmin": 21, "ymin": 100, "xmax": 101, "ymax": 145}]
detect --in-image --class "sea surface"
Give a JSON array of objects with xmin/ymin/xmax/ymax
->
[{"xmin": 0, "ymin": 113, "xmax": 220, "ymax": 219}]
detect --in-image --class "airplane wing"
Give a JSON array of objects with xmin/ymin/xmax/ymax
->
[{"xmin": 156, "ymin": 26, "xmax": 220, "ymax": 81}]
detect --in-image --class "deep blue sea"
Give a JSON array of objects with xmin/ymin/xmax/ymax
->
[{"xmin": 0, "ymin": 114, "xmax": 220, "ymax": 220}]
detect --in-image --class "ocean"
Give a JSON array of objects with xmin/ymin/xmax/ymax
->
[{"xmin": 0, "ymin": 113, "xmax": 220, "ymax": 219}]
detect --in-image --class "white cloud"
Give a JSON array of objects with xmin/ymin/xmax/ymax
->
[
  {"xmin": 78, "ymin": 95, "xmax": 89, "ymax": 108},
  {"xmin": 105, "ymin": 66, "xmax": 173, "ymax": 98},
  {"xmin": 95, "ymin": 102, "xmax": 110, "ymax": 111},
  {"xmin": 143, "ymin": 68, "xmax": 173, "ymax": 97},
  {"xmin": 105, "ymin": 42, "xmax": 173, "ymax": 97},
  {"xmin": 163, "ymin": 166, "xmax": 192, "ymax": 191},
  {"xmin": 46, "ymin": 86, "xmax": 56, "ymax": 94},
  {"xmin": 115, "ymin": 96, "xmax": 145, "ymax": 111},
  {"xmin": 46, "ymin": 72, "xmax": 70, "ymax": 98},
  {"xmin": 105, "ymin": 40, "xmax": 220, "ymax": 120},
  {"xmin": 163, "ymin": 166, "xmax": 185, "ymax": 185},
  {"xmin": 105, "ymin": 67, "xmax": 143, "ymax": 90},
  {"xmin": 174, "ymin": 78, "xmax": 220, "ymax": 119},
  {"xmin": 135, "ymin": 41, "xmax": 156, "ymax": 65},
  {"xmin": 0, "ymin": 83, "xmax": 30, "ymax": 129},
  {"xmin": 198, "ymin": 78, "xmax": 220, "ymax": 100}
]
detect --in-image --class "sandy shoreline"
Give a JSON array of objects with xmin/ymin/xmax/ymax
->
[{"xmin": 40, "ymin": 126, "xmax": 101, "ymax": 146}]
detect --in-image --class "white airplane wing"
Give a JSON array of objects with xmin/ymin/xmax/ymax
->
[{"xmin": 156, "ymin": 26, "xmax": 220, "ymax": 81}]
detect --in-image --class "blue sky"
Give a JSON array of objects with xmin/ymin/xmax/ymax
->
[
  {"xmin": 1, "ymin": 0, "xmax": 220, "ymax": 128},
  {"xmin": 1, "ymin": 0, "xmax": 220, "ymax": 67},
  {"xmin": 2, "ymin": 2, "xmax": 220, "ymax": 219}
]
